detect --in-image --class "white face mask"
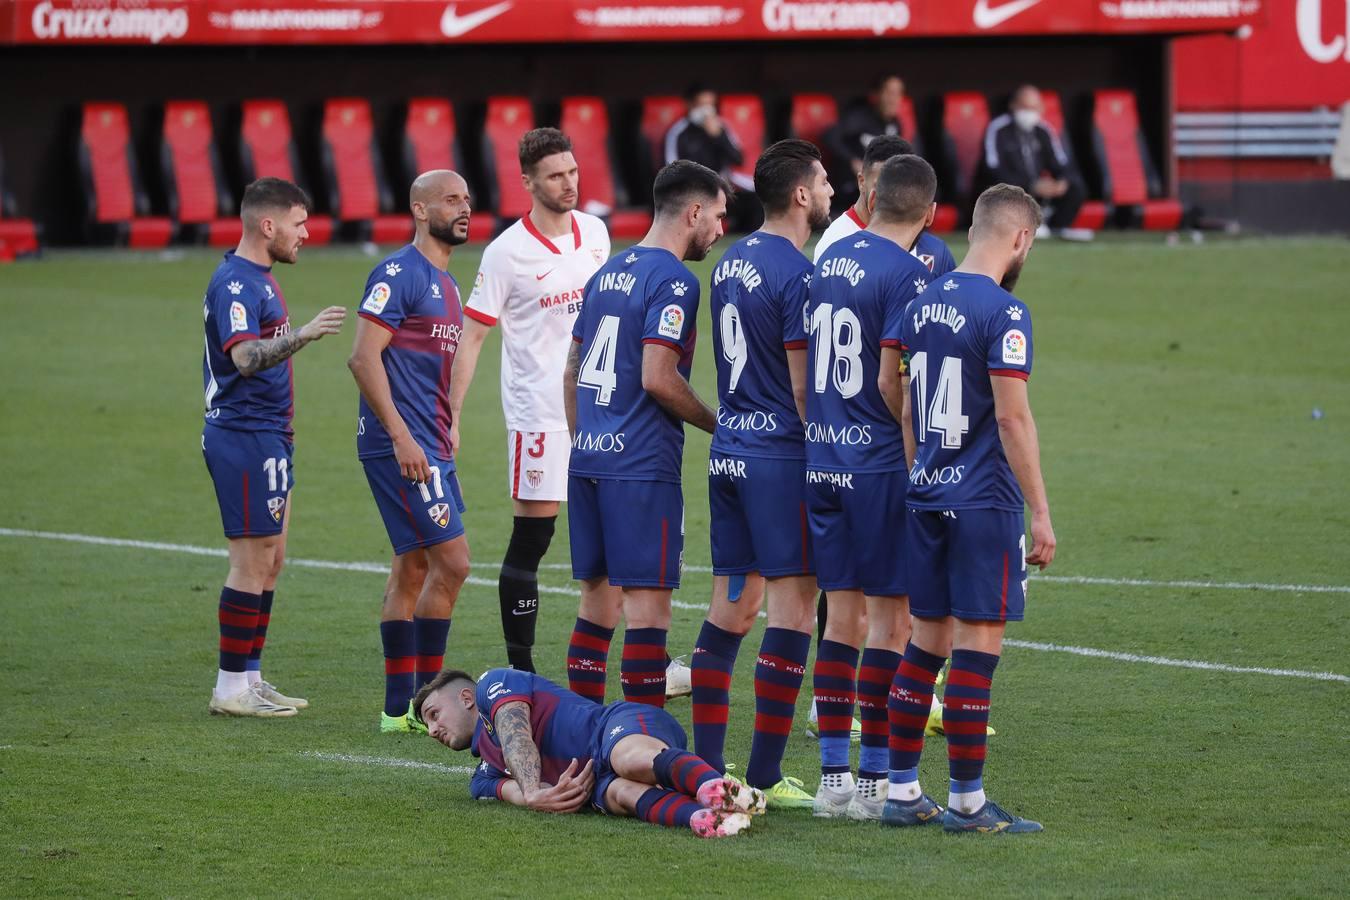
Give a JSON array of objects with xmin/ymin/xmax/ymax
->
[{"xmin": 1014, "ymin": 109, "xmax": 1041, "ymax": 132}]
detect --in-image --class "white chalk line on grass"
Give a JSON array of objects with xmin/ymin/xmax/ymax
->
[
  {"xmin": 3, "ymin": 527, "xmax": 1347, "ymax": 685},
  {"xmin": 301, "ymin": 751, "xmax": 473, "ymax": 776}
]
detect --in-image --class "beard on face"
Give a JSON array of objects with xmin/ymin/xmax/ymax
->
[
  {"xmin": 268, "ymin": 233, "xmax": 299, "ymax": 264},
  {"xmin": 808, "ymin": 198, "xmax": 832, "ymax": 231},
  {"xmin": 1000, "ymin": 251, "xmax": 1027, "ymax": 292},
  {"xmin": 429, "ymin": 214, "xmax": 470, "ymax": 246},
  {"xmin": 539, "ymin": 190, "xmax": 577, "ymax": 216},
  {"xmin": 684, "ymin": 229, "xmax": 718, "ymax": 262}
]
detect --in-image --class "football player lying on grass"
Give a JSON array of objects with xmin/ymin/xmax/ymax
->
[{"xmin": 414, "ymin": 667, "xmax": 766, "ymax": 837}]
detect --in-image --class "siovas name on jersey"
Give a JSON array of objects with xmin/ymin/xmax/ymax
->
[
  {"xmin": 817, "ymin": 256, "xmax": 866, "ymax": 287},
  {"xmin": 712, "ymin": 257, "xmax": 762, "ymax": 292}
]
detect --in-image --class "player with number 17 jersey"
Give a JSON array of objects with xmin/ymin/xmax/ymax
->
[{"xmin": 708, "ymin": 232, "xmax": 813, "ymax": 577}]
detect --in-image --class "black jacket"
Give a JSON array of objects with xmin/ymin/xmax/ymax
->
[
  {"xmin": 663, "ymin": 117, "xmax": 743, "ymax": 173},
  {"xmin": 826, "ymin": 102, "xmax": 908, "ymax": 167},
  {"xmin": 981, "ymin": 114, "xmax": 1072, "ymax": 191}
]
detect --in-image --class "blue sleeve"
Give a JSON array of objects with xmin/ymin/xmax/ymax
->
[
  {"xmin": 642, "ymin": 269, "xmax": 700, "ymax": 354},
  {"xmin": 210, "ymin": 279, "xmax": 264, "ymax": 352},
  {"xmin": 476, "ymin": 668, "xmax": 537, "ymax": 721},
  {"xmin": 358, "ymin": 261, "xmax": 416, "ymax": 332},
  {"xmin": 781, "ymin": 265, "xmax": 810, "ymax": 348},
  {"xmin": 881, "ymin": 266, "xmax": 923, "ymax": 348},
  {"xmin": 987, "ymin": 301, "xmax": 1033, "ymax": 380},
  {"xmin": 469, "ymin": 760, "xmax": 511, "ymax": 801}
]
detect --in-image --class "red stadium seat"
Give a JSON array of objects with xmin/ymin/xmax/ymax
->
[
  {"xmin": 239, "ymin": 100, "xmax": 332, "ymax": 245},
  {"xmin": 320, "ymin": 98, "xmax": 411, "ymax": 244},
  {"xmin": 790, "ymin": 93, "xmax": 838, "ymax": 148},
  {"xmin": 561, "ymin": 96, "xmax": 650, "ymax": 238},
  {"xmin": 0, "ymin": 143, "xmax": 40, "ymax": 258},
  {"xmin": 1036, "ymin": 91, "xmax": 1107, "ymax": 231},
  {"xmin": 641, "ymin": 96, "xmax": 686, "ymax": 169},
  {"xmin": 161, "ymin": 101, "xmax": 241, "ymax": 246},
  {"xmin": 941, "ymin": 92, "xmax": 990, "ymax": 206},
  {"xmin": 720, "ymin": 94, "xmax": 765, "ymax": 189},
  {"xmin": 482, "ymin": 96, "xmax": 535, "ymax": 221},
  {"xmin": 1091, "ymin": 90, "xmax": 1182, "ymax": 230},
  {"xmin": 401, "ymin": 99, "xmax": 491, "ymax": 241},
  {"xmin": 78, "ymin": 102, "xmax": 172, "ymax": 248}
]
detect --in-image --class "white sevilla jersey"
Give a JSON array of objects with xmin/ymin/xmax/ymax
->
[
  {"xmin": 466, "ymin": 211, "xmax": 611, "ymax": 432},
  {"xmin": 813, "ymin": 207, "xmax": 866, "ymax": 264}
]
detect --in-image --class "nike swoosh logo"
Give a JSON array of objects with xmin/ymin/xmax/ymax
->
[
  {"xmin": 972, "ymin": 0, "xmax": 1042, "ymax": 29},
  {"xmin": 511, "ymin": 608, "xmax": 536, "ymax": 616},
  {"xmin": 440, "ymin": 1, "xmax": 513, "ymax": 38},
  {"xmin": 535, "ymin": 270, "xmax": 554, "ymax": 281}
]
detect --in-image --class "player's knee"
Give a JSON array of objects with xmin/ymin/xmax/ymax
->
[{"xmin": 430, "ymin": 543, "xmax": 471, "ymax": 587}]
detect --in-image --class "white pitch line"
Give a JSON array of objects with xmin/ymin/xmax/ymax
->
[
  {"xmin": 3, "ymin": 527, "xmax": 1346, "ymax": 685},
  {"xmin": 301, "ymin": 751, "xmax": 474, "ymax": 776}
]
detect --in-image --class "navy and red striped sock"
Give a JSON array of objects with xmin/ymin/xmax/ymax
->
[
  {"xmin": 413, "ymin": 616, "xmax": 451, "ymax": 691},
  {"xmin": 653, "ymin": 747, "xmax": 721, "ymax": 798},
  {"xmin": 813, "ymin": 639, "xmax": 859, "ymax": 773},
  {"xmin": 636, "ymin": 787, "xmax": 702, "ymax": 829},
  {"xmin": 380, "ymin": 619, "xmax": 416, "ymax": 717},
  {"xmin": 888, "ymin": 643, "xmax": 946, "ymax": 797},
  {"xmin": 244, "ymin": 588, "xmax": 274, "ymax": 680},
  {"xmin": 566, "ymin": 617, "xmax": 613, "ymax": 704},
  {"xmin": 945, "ymin": 649, "xmax": 999, "ymax": 795},
  {"xmin": 620, "ymin": 627, "xmax": 668, "ymax": 707},
  {"xmin": 746, "ymin": 627, "xmax": 810, "ymax": 789},
  {"xmin": 857, "ymin": 647, "xmax": 901, "ymax": 784},
  {"xmin": 690, "ymin": 621, "xmax": 744, "ymax": 773},
  {"xmin": 218, "ymin": 587, "xmax": 261, "ymax": 675}
]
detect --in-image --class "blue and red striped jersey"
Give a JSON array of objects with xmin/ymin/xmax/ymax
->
[
  {"xmin": 202, "ymin": 251, "xmax": 294, "ymax": 437},
  {"xmin": 355, "ymin": 244, "xmax": 463, "ymax": 462}
]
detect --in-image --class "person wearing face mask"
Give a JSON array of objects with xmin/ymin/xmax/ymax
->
[
  {"xmin": 664, "ymin": 84, "xmax": 746, "ymax": 188},
  {"xmin": 981, "ymin": 86, "xmax": 1092, "ymax": 241},
  {"xmin": 826, "ymin": 74, "xmax": 914, "ymax": 212}
]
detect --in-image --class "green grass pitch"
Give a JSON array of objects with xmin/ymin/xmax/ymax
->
[{"xmin": 1, "ymin": 234, "xmax": 1347, "ymax": 897}]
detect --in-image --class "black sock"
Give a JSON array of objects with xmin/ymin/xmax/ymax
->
[
  {"xmin": 815, "ymin": 590, "xmax": 828, "ymax": 646},
  {"xmin": 499, "ymin": 515, "xmax": 555, "ymax": 673}
]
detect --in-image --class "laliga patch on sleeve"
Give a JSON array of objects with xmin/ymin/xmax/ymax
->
[
  {"xmin": 362, "ymin": 282, "xmax": 392, "ymax": 315},
  {"xmin": 658, "ymin": 304, "xmax": 685, "ymax": 340},
  {"xmin": 229, "ymin": 301, "xmax": 248, "ymax": 333},
  {"xmin": 1002, "ymin": 329, "xmax": 1027, "ymax": 365}
]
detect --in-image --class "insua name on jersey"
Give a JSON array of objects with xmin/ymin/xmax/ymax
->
[
  {"xmin": 712, "ymin": 257, "xmax": 763, "ymax": 292},
  {"xmin": 597, "ymin": 271, "xmax": 637, "ymax": 295},
  {"xmin": 910, "ymin": 302, "xmax": 967, "ymax": 334}
]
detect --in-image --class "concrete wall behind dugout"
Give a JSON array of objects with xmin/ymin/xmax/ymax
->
[{"xmin": 0, "ymin": 37, "xmax": 1166, "ymax": 245}]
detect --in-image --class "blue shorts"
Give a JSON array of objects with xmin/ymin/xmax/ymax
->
[
  {"xmin": 568, "ymin": 476, "xmax": 683, "ymax": 589},
  {"xmin": 708, "ymin": 454, "xmax": 813, "ymax": 578},
  {"xmin": 202, "ymin": 425, "xmax": 292, "ymax": 538},
  {"xmin": 806, "ymin": 469, "xmax": 907, "ymax": 596},
  {"xmin": 906, "ymin": 507, "xmax": 1027, "ymax": 622},
  {"xmin": 591, "ymin": 702, "xmax": 688, "ymax": 813},
  {"xmin": 361, "ymin": 454, "xmax": 466, "ymax": 555}
]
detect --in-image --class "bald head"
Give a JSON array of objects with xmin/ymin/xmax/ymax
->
[{"xmin": 410, "ymin": 169, "xmax": 472, "ymax": 246}]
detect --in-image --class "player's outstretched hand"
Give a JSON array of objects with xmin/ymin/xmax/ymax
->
[
  {"xmin": 525, "ymin": 758, "xmax": 594, "ymax": 815},
  {"xmin": 394, "ymin": 433, "xmax": 431, "ymax": 484},
  {"xmin": 1027, "ymin": 511, "xmax": 1056, "ymax": 570},
  {"xmin": 299, "ymin": 306, "xmax": 347, "ymax": 343}
]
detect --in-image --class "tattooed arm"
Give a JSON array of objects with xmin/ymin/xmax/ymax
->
[
  {"xmin": 563, "ymin": 340, "xmax": 581, "ymax": 439},
  {"xmin": 493, "ymin": 701, "xmax": 594, "ymax": 814},
  {"xmin": 230, "ymin": 306, "xmax": 345, "ymax": 377}
]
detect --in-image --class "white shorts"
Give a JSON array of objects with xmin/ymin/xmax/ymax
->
[{"xmin": 507, "ymin": 430, "xmax": 570, "ymax": 502}]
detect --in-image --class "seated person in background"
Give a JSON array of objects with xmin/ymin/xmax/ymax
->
[
  {"xmin": 665, "ymin": 84, "xmax": 760, "ymax": 230},
  {"xmin": 827, "ymin": 74, "xmax": 911, "ymax": 211},
  {"xmin": 982, "ymin": 85, "xmax": 1092, "ymax": 241},
  {"xmin": 415, "ymin": 668, "xmax": 767, "ymax": 838}
]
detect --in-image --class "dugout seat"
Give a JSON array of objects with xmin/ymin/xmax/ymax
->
[
  {"xmin": 1091, "ymin": 89, "xmax": 1183, "ymax": 230},
  {"xmin": 1037, "ymin": 91, "xmax": 1107, "ymax": 231},
  {"xmin": 790, "ymin": 93, "xmax": 838, "ymax": 148},
  {"xmin": 400, "ymin": 99, "xmax": 492, "ymax": 242},
  {"xmin": 561, "ymin": 96, "xmax": 650, "ymax": 238},
  {"xmin": 641, "ymin": 95, "xmax": 687, "ymax": 170},
  {"xmin": 481, "ymin": 96, "xmax": 535, "ymax": 226},
  {"xmin": 941, "ymin": 92, "xmax": 991, "ymax": 222},
  {"xmin": 0, "ymin": 143, "xmax": 40, "ymax": 259},
  {"xmin": 78, "ymin": 102, "xmax": 173, "ymax": 248},
  {"xmin": 160, "ymin": 102, "xmax": 241, "ymax": 246},
  {"xmin": 320, "ymin": 98, "xmax": 411, "ymax": 244},
  {"xmin": 898, "ymin": 95, "xmax": 923, "ymax": 158},
  {"xmin": 239, "ymin": 100, "xmax": 333, "ymax": 245},
  {"xmin": 720, "ymin": 94, "xmax": 765, "ymax": 191}
]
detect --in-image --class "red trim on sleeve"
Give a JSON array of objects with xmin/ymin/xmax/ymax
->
[
  {"xmin": 845, "ymin": 207, "xmax": 865, "ymax": 228},
  {"xmin": 464, "ymin": 307, "xmax": 498, "ymax": 326},
  {"xmin": 989, "ymin": 368, "xmax": 1030, "ymax": 381},
  {"xmin": 521, "ymin": 215, "xmax": 562, "ymax": 255},
  {"xmin": 642, "ymin": 337, "xmax": 684, "ymax": 353},
  {"xmin": 782, "ymin": 340, "xmax": 807, "ymax": 350},
  {"xmin": 879, "ymin": 339, "xmax": 902, "ymax": 348},
  {"xmin": 357, "ymin": 311, "xmax": 397, "ymax": 333},
  {"xmin": 572, "ymin": 334, "xmax": 583, "ymax": 343},
  {"xmin": 222, "ymin": 332, "xmax": 259, "ymax": 352},
  {"xmin": 495, "ymin": 779, "xmax": 507, "ymax": 801}
]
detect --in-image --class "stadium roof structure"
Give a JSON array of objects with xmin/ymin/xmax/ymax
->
[{"xmin": 0, "ymin": 0, "xmax": 1265, "ymax": 46}]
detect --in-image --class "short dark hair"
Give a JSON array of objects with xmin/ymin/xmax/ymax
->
[
  {"xmin": 410, "ymin": 668, "xmax": 475, "ymax": 724},
  {"xmin": 872, "ymin": 73, "xmax": 903, "ymax": 92},
  {"xmin": 862, "ymin": 135, "xmax": 915, "ymax": 170},
  {"xmin": 871, "ymin": 154, "xmax": 937, "ymax": 225},
  {"xmin": 240, "ymin": 177, "xmax": 310, "ymax": 221},
  {"xmin": 519, "ymin": 127, "xmax": 573, "ymax": 174},
  {"xmin": 971, "ymin": 183, "xmax": 1044, "ymax": 236},
  {"xmin": 754, "ymin": 139, "xmax": 822, "ymax": 214},
  {"xmin": 652, "ymin": 160, "xmax": 731, "ymax": 218},
  {"xmin": 684, "ymin": 82, "xmax": 712, "ymax": 102}
]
